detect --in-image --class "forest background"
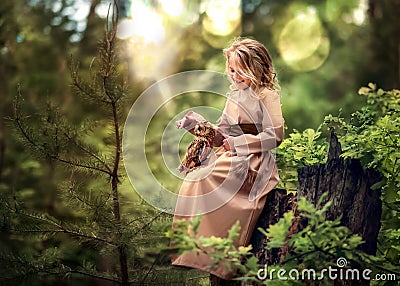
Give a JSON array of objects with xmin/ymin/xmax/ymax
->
[{"xmin": 0, "ymin": 0, "xmax": 399, "ymax": 285}]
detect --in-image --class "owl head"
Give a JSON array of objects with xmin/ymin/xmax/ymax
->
[{"xmin": 194, "ymin": 121, "xmax": 215, "ymax": 137}]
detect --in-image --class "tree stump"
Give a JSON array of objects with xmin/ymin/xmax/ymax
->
[
  {"xmin": 297, "ymin": 131, "xmax": 382, "ymax": 255},
  {"xmin": 211, "ymin": 131, "xmax": 382, "ymax": 285},
  {"xmin": 249, "ymin": 130, "xmax": 382, "ymax": 285},
  {"xmin": 249, "ymin": 188, "xmax": 296, "ymax": 266}
]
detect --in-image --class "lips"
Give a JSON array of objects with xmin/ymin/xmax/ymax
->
[{"xmin": 233, "ymin": 78, "xmax": 244, "ymax": 84}]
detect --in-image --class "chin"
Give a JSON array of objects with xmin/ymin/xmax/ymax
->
[{"xmin": 235, "ymin": 82, "xmax": 249, "ymax": 90}]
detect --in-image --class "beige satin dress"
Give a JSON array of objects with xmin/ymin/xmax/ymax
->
[{"xmin": 172, "ymin": 87, "xmax": 284, "ymax": 280}]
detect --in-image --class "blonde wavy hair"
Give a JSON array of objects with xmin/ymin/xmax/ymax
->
[{"xmin": 223, "ymin": 38, "xmax": 279, "ymax": 97}]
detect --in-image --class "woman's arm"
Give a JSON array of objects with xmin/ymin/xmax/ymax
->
[
  {"xmin": 227, "ymin": 90, "xmax": 284, "ymax": 156},
  {"xmin": 213, "ymin": 99, "xmax": 231, "ymax": 147}
]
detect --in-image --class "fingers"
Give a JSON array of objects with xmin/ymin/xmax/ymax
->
[{"xmin": 222, "ymin": 139, "xmax": 230, "ymax": 151}]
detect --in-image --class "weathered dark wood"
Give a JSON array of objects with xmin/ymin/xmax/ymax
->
[
  {"xmin": 297, "ymin": 132, "xmax": 382, "ymax": 286},
  {"xmin": 249, "ymin": 188, "xmax": 296, "ymax": 265},
  {"xmin": 297, "ymin": 130, "xmax": 382, "ymax": 255},
  {"xmin": 294, "ymin": 130, "xmax": 382, "ymax": 285}
]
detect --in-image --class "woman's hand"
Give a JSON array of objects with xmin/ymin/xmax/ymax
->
[
  {"xmin": 223, "ymin": 138, "xmax": 236, "ymax": 157},
  {"xmin": 222, "ymin": 138, "xmax": 231, "ymax": 151}
]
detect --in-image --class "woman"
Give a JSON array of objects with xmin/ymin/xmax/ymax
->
[{"xmin": 172, "ymin": 38, "xmax": 284, "ymax": 280}]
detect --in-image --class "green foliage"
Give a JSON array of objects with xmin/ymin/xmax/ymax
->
[
  {"xmin": 1, "ymin": 6, "xmax": 177, "ymax": 286},
  {"xmin": 287, "ymin": 196, "xmax": 363, "ymax": 268},
  {"xmin": 325, "ymin": 84, "xmax": 400, "ymax": 280},
  {"xmin": 2, "ymin": 0, "xmax": 399, "ymax": 284},
  {"xmin": 167, "ymin": 218, "xmax": 252, "ymax": 274},
  {"xmin": 258, "ymin": 211, "xmax": 295, "ymax": 249},
  {"xmin": 325, "ymin": 84, "xmax": 400, "ymax": 198},
  {"xmin": 279, "ymin": 127, "xmax": 328, "ymax": 167},
  {"xmin": 168, "ymin": 194, "xmax": 390, "ymax": 284},
  {"xmin": 276, "ymin": 127, "xmax": 328, "ymax": 191},
  {"xmin": 274, "ymin": 84, "xmax": 400, "ymax": 280}
]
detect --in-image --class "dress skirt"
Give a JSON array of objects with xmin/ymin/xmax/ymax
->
[{"xmin": 171, "ymin": 145, "xmax": 280, "ymax": 280}]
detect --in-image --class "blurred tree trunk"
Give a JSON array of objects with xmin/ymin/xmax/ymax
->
[
  {"xmin": 80, "ymin": 0, "xmax": 130, "ymax": 58},
  {"xmin": 0, "ymin": 60, "xmax": 8, "ymax": 183},
  {"xmin": 368, "ymin": 0, "xmax": 400, "ymax": 89},
  {"xmin": 0, "ymin": 0, "xmax": 17, "ymax": 184},
  {"xmin": 0, "ymin": 107, "xmax": 5, "ymax": 184},
  {"xmin": 80, "ymin": 0, "xmax": 102, "ymax": 57}
]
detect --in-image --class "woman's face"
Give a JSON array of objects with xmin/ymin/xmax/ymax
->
[{"xmin": 228, "ymin": 58, "xmax": 251, "ymax": 90}]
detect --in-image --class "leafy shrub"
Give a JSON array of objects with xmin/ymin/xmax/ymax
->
[{"xmin": 276, "ymin": 127, "xmax": 328, "ymax": 191}]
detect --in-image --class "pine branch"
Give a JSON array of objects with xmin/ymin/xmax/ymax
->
[
  {"xmin": 13, "ymin": 92, "xmax": 113, "ymax": 176},
  {"xmin": 133, "ymin": 212, "xmax": 164, "ymax": 235},
  {"xmin": 51, "ymin": 156, "xmax": 112, "ymax": 176},
  {"xmin": 2, "ymin": 266, "xmax": 121, "ymax": 285},
  {"xmin": 62, "ymin": 183, "xmax": 116, "ymax": 227},
  {"xmin": 126, "ymin": 214, "xmax": 163, "ymax": 227},
  {"xmin": 6, "ymin": 228, "xmax": 115, "ymax": 246},
  {"xmin": 65, "ymin": 182, "xmax": 97, "ymax": 208},
  {"xmin": 139, "ymin": 253, "xmax": 160, "ymax": 284},
  {"xmin": 70, "ymin": 62, "xmax": 112, "ymax": 105},
  {"xmin": 66, "ymin": 269, "xmax": 120, "ymax": 284},
  {"xmin": 5, "ymin": 206, "xmax": 115, "ymax": 246},
  {"xmin": 63, "ymin": 131, "xmax": 113, "ymax": 174}
]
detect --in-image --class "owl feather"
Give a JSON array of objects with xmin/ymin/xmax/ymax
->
[{"xmin": 177, "ymin": 121, "xmax": 215, "ymax": 174}]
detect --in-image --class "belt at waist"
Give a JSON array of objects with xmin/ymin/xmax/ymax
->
[{"xmin": 228, "ymin": 123, "xmax": 262, "ymax": 137}]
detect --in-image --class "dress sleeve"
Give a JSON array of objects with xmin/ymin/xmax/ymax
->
[
  {"xmin": 231, "ymin": 90, "xmax": 284, "ymax": 156},
  {"xmin": 213, "ymin": 100, "xmax": 231, "ymax": 147}
]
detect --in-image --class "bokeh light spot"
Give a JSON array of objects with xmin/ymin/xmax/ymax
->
[
  {"xmin": 116, "ymin": 0, "xmax": 174, "ymax": 82},
  {"xmin": 160, "ymin": 0, "xmax": 184, "ymax": 17},
  {"xmin": 116, "ymin": 1, "xmax": 165, "ymax": 45},
  {"xmin": 201, "ymin": 0, "xmax": 241, "ymax": 36},
  {"xmin": 325, "ymin": 0, "xmax": 366, "ymax": 26},
  {"xmin": 278, "ymin": 6, "xmax": 330, "ymax": 72}
]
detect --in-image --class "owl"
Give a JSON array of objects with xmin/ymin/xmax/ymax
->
[{"xmin": 177, "ymin": 121, "xmax": 215, "ymax": 174}]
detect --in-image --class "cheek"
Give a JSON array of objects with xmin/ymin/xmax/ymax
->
[{"xmin": 243, "ymin": 78, "xmax": 251, "ymax": 87}]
